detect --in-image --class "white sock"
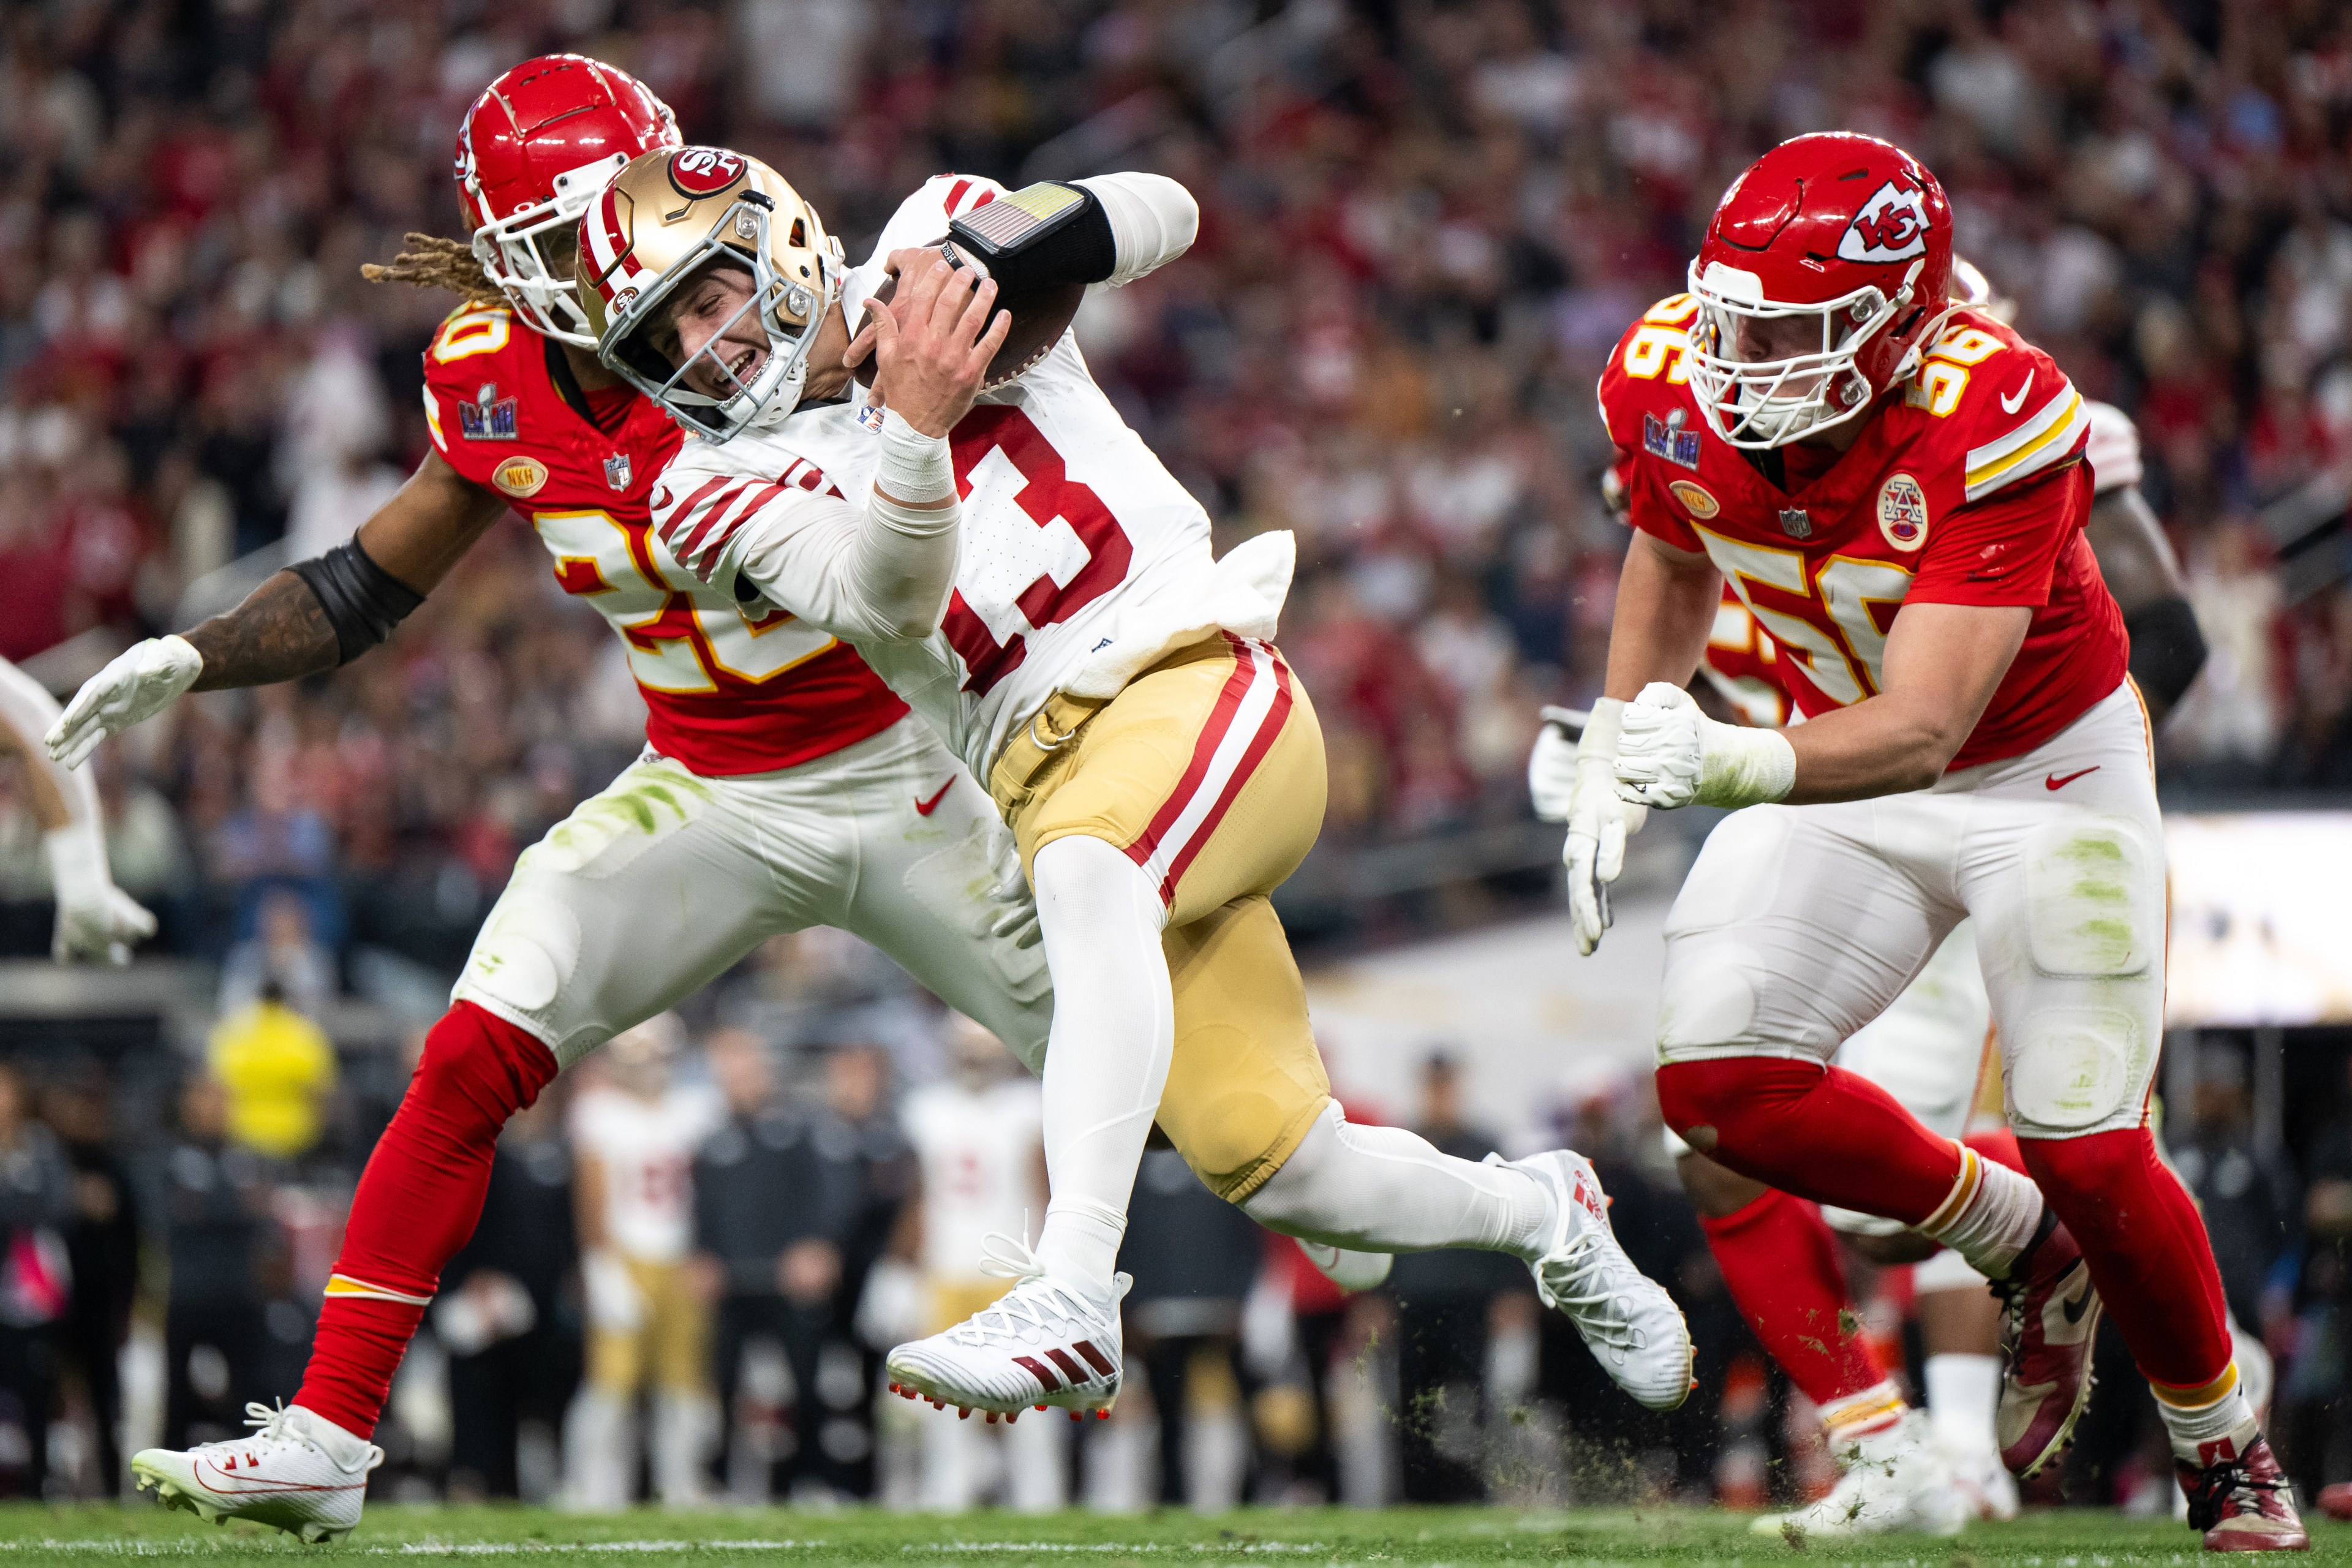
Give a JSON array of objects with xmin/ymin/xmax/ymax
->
[
  {"xmin": 288, "ymin": 1405, "xmax": 373, "ymax": 1469},
  {"xmin": 1242, "ymin": 1101, "xmax": 1552, "ymax": 1260},
  {"xmin": 1029, "ymin": 834, "xmax": 1172, "ymax": 1295},
  {"xmin": 1922, "ymin": 1351, "xmax": 2000, "ymax": 1460},
  {"xmin": 1917, "ymin": 1148, "xmax": 2044, "ymax": 1280},
  {"xmin": 2157, "ymin": 1366, "xmax": 2259, "ymax": 1464}
]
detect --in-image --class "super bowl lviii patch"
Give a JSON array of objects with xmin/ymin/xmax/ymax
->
[
  {"xmin": 1878, "ymin": 472, "xmax": 1929, "ymax": 551},
  {"xmin": 1644, "ymin": 409, "xmax": 1701, "ymax": 469},
  {"xmin": 459, "ymin": 383, "xmax": 518, "ymax": 442},
  {"xmin": 493, "ymin": 455, "xmax": 550, "ymax": 499}
]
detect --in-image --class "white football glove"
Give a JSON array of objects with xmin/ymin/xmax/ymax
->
[
  {"xmin": 1528, "ymin": 706, "xmax": 1584, "ymax": 823},
  {"xmin": 1559, "ymin": 698, "xmax": 1646, "ymax": 957},
  {"xmin": 45, "ymin": 636, "xmax": 203, "ymax": 769},
  {"xmin": 45, "ymin": 823, "xmax": 155, "ymax": 966},
  {"xmin": 1613, "ymin": 681, "xmax": 1796, "ymax": 811}
]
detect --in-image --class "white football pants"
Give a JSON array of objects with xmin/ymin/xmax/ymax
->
[
  {"xmin": 1656, "ymin": 681, "xmax": 2163, "ymax": 1145},
  {"xmin": 453, "ymin": 715, "xmax": 1053, "ymax": 1069}
]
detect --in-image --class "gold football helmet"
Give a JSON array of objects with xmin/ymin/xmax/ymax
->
[{"xmin": 578, "ymin": 145, "xmax": 843, "ymax": 440}]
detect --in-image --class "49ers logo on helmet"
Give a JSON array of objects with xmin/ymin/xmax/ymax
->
[
  {"xmin": 667, "ymin": 147, "xmax": 746, "ymax": 198},
  {"xmin": 1838, "ymin": 178, "xmax": 1932, "ymax": 263}
]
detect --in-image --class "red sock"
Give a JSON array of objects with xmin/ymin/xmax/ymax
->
[
  {"xmin": 1700, "ymin": 1188, "xmax": 1889, "ymax": 1414},
  {"xmin": 1964, "ymin": 1126, "xmax": 2026, "ymax": 1175},
  {"xmin": 295, "ymin": 1002, "xmax": 556, "ymax": 1438},
  {"xmin": 1657, "ymin": 1057, "xmax": 1963, "ymax": 1224},
  {"xmin": 2018, "ymin": 1128, "xmax": 2232, "ymax": 1391}
]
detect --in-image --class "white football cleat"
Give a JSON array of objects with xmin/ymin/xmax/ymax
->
[
  {"xmin": 1945, "ymin": 1437, "xmax": 2021, "ymax": 1521},
  {"xmin": 132, "ymin": 1401, "xmax": 382, "ymax": 1544},
  {"xmin": 1754, "ymin": 1410, "xmax": 1970, "ymax": 1539},
  {"xmin": 1505, "ymin": 1150, "xmax": 1695, "ymax": 1411},
  {"xmin": 885, "ymin": 1232, "xmax": 1128, "ymax": 1421}
]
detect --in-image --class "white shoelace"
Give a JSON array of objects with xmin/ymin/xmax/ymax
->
[
  {"xmin": 1539, "ymin": 1230, "xmax": 1644, "ymax": 1353},
  {"xmin": 194, "ymin": 1401, "xmax": 314, "ymax": 1464},
  {"xmin": 941, "ymin": 1231, "xmax": 1103, "ymax": 1351}
]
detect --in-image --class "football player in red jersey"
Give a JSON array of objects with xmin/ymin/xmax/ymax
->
[
  {"xmin": 1568, "ymin": 133, "xmax": 2302, "ymax": 1551},
  {"xmin": 1550, "ymin": 255, "xmax": 2233, "ymax": 1536},
  {"xmin": 44, "ymin": 56, "xmax": 1052, "ymax": 1544}
]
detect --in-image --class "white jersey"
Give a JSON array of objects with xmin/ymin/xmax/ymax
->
[
  {"xmin": 2084, "ymin": 400, "xmax": 2142, "ymax": 496},
  {"xmin": 901, "ymin": 1076, "xmax": 1044, "ymax": 1280},
  {"xmin": 568, "ymin": 1081, "xmax": 725, "ymax": 1264},
  {"xmin": 652, "ymin": 173, "xmax": 1278, "ymax": 780}
]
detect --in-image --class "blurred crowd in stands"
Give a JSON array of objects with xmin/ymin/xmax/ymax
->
[
  {"xmin": 1, "ymin": 0, "xmax": 2350, "ymax": 1518},
  {"xmin": 0, "ymin": 0, "xmax": 2348, "ymax": 973}
]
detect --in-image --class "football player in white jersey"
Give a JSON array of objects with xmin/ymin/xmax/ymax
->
[
  {"xmin": 583, "ymin": 146, "xmax": 1694, "ymax": 1423},
  {"xmin": 0, "ymin": 656, "xmax": 153, "ymax": 965},
  {"xmin": 47, "ymin": 58, "xmax": 1052, "ymax": 1545}
]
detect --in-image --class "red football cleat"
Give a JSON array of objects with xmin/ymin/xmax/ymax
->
[
  {"xmin": 1996, "ymin": 1213, "xmax": 2101, "ymax": 1477},
  {"xmin": 2178, "ymin": 1435, "xmax": 2309, "ymax": 1551}
]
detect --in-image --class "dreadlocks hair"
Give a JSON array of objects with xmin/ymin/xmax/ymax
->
[{"xmin": 361, "ymin": 233, "xmax": 502, "ymax": 306}]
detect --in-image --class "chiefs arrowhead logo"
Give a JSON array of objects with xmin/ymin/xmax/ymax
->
[
  {"xmin": 667, "ymin": 147, "xmax": 747, "ymax": 198},
  {"xmin": 1838, "ymin": 178, "xmax": 1931, "ymax": 263}
]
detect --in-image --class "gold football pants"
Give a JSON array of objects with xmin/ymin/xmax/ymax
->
[{"xmin": 989, "ymin": 634, "xmax": 1332, "ymax": 1202}]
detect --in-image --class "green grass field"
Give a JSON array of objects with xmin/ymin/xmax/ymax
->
[{"xmin": 0, "ymin": 1504, "xmax": 2337, "ymax": 1566}]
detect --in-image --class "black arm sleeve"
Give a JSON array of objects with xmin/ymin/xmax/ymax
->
[
  {"xmin": 2124, "ymin": 594, "xmax": 2207, "ymax": 717},
  {"xmin": 288, "ymin": 538, "xmax": 426, "ymax": 666},
  {"xmin": 945, "ymin": 183, "xmax": 1117, "ymax": 294}
]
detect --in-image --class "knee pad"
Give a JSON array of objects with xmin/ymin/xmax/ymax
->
[
  {"xmin": 2022, "ymin": 816, "xmax": 2162, "ymax": 979},
  {"xmin": 2006, "ymin": 1003, "xmax": 2146, "ymax": 1135},
  {"xmin": 456, "ymin": 888, "xmax": 584, "ymax": 1022}
]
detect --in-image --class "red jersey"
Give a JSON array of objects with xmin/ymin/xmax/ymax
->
[
  {"xmin": 421, "ymin": 304, "xmax": 907, "ymax": 775},
  {"xmin": 1599, "ymin": 298, "xmax": 2126, "ymax": 771}
]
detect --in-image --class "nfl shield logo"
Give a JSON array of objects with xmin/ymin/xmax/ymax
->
[
  {"xmin": 605, "ymin": 453, "xmax": 631, "ymax": 492},
  {"xmin": 1779, "ymin": 507, "xmax": 1814, "ymax": 539}
]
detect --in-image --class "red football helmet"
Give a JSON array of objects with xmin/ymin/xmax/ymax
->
[
  {"xmin": 458, "ymin": 55, "xmax": 682, "ymax": 347},
  {"xmin": 1684, "ymin": 133, "xmax": 1956, "ymax": 448}
]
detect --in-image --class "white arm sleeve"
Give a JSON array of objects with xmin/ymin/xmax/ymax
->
[
  {"xmin": 1073, "ymin": 173, "xmax": 1198, "ymax": 286},
  {"xmin": 655, "ymin": 470, "xmax": 959, "ymax": 646},
  {"xmin": 0, "ymin": 660, "xmax": 96, "ymax": 832}
]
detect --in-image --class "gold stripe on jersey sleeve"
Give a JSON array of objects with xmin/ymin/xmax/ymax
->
[{"xmin": 1964, "ymin": 389, "xmax": 2088, "ymax": 502}]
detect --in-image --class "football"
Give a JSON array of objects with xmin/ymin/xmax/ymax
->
[{"xmin": 853, "ymin": 238, "xmax": 1085, "ymax": 393}]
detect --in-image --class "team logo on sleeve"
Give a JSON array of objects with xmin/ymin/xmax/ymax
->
[
  {"xmin": 1838, "ymin": 178, "xmax": 1931, "ymax": 263},
  {"xmin": 1643, "ymin": 409, "xmax": 1702, "ymax": 469},
  {"xmin": 666, "ymin": 147, "xmax": 747, "ymax": 198},
  {"xmin": 492, "ymin": 456, "xmax": 549, "ymax": 499},
  {"xmin": 458, "ymin": 382, "xmax": 518, "ymax": 442},
  {"xmin": 1877, "ymin": 472, "xmax": 1930, "ymax": 551},
  {"xmin": 1667, "ymin": 480, "xmax": 1718, "ymax": 519}
]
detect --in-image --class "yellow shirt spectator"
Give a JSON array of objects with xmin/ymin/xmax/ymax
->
[{"xmin": 207, "ymin": 999, "xmax": 337, "ymax": 1160}]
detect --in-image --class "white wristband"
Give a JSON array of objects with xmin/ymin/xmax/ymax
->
[
  {"xmin": 1698, "ymin": 723, "xmax": 1797, "ymax": 808},
  {"xmin": 1580, "ymin": 697, "xmax": 1627, "ymax": 764},
  {"xmin": 876, "ymin": 409, "xmax": 954, "ymax": 504}
]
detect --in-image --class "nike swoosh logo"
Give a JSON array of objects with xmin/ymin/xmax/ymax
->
[
  {"xmin": 2001, "ymin": 372, "xmax": 2034, "ymax": 415},
  {"xmin": 2045, "ymin": 766, "xmax": 2100, "ymax": 791},
  {"xmin": 2060, "ymin": 1276, "xmax": 2094, "ymax": 1325},
  {"xmin": 914, "ymin": 780, "xmax": 956, "ymax": 816}
]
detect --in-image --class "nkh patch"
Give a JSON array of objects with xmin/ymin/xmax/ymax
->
[
  {"xmin": 604, "ymin": 453, "xmax": 631, "ymax": 492},
  {"xmin": 1779, "ymin": 507, "xmax": 1814, "ymax": 540},
  {"xmin": 1644, "ymin": 409, "xmax": 1701, "ymax": 469},
  {"xmin": 458, "ymin": 383, "xmax": 518, "ymax": 442}
]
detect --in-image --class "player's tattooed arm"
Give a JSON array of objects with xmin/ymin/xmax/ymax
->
[
  {"xmin": 184, "ymin": 450, "xmax": 506, "ymax": 689},
  {"xmin": 183, "ymin": 571, "xmax": 341, "ymax": 690}
]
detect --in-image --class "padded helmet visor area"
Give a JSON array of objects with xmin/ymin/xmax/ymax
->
[
  {"xmin": 596, "ymin": 202, "xmax": 834, "ymax": 443},
  {"xmin": 1682, "ymin": 260, "xmax": 1902, "ymax": 449}
]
